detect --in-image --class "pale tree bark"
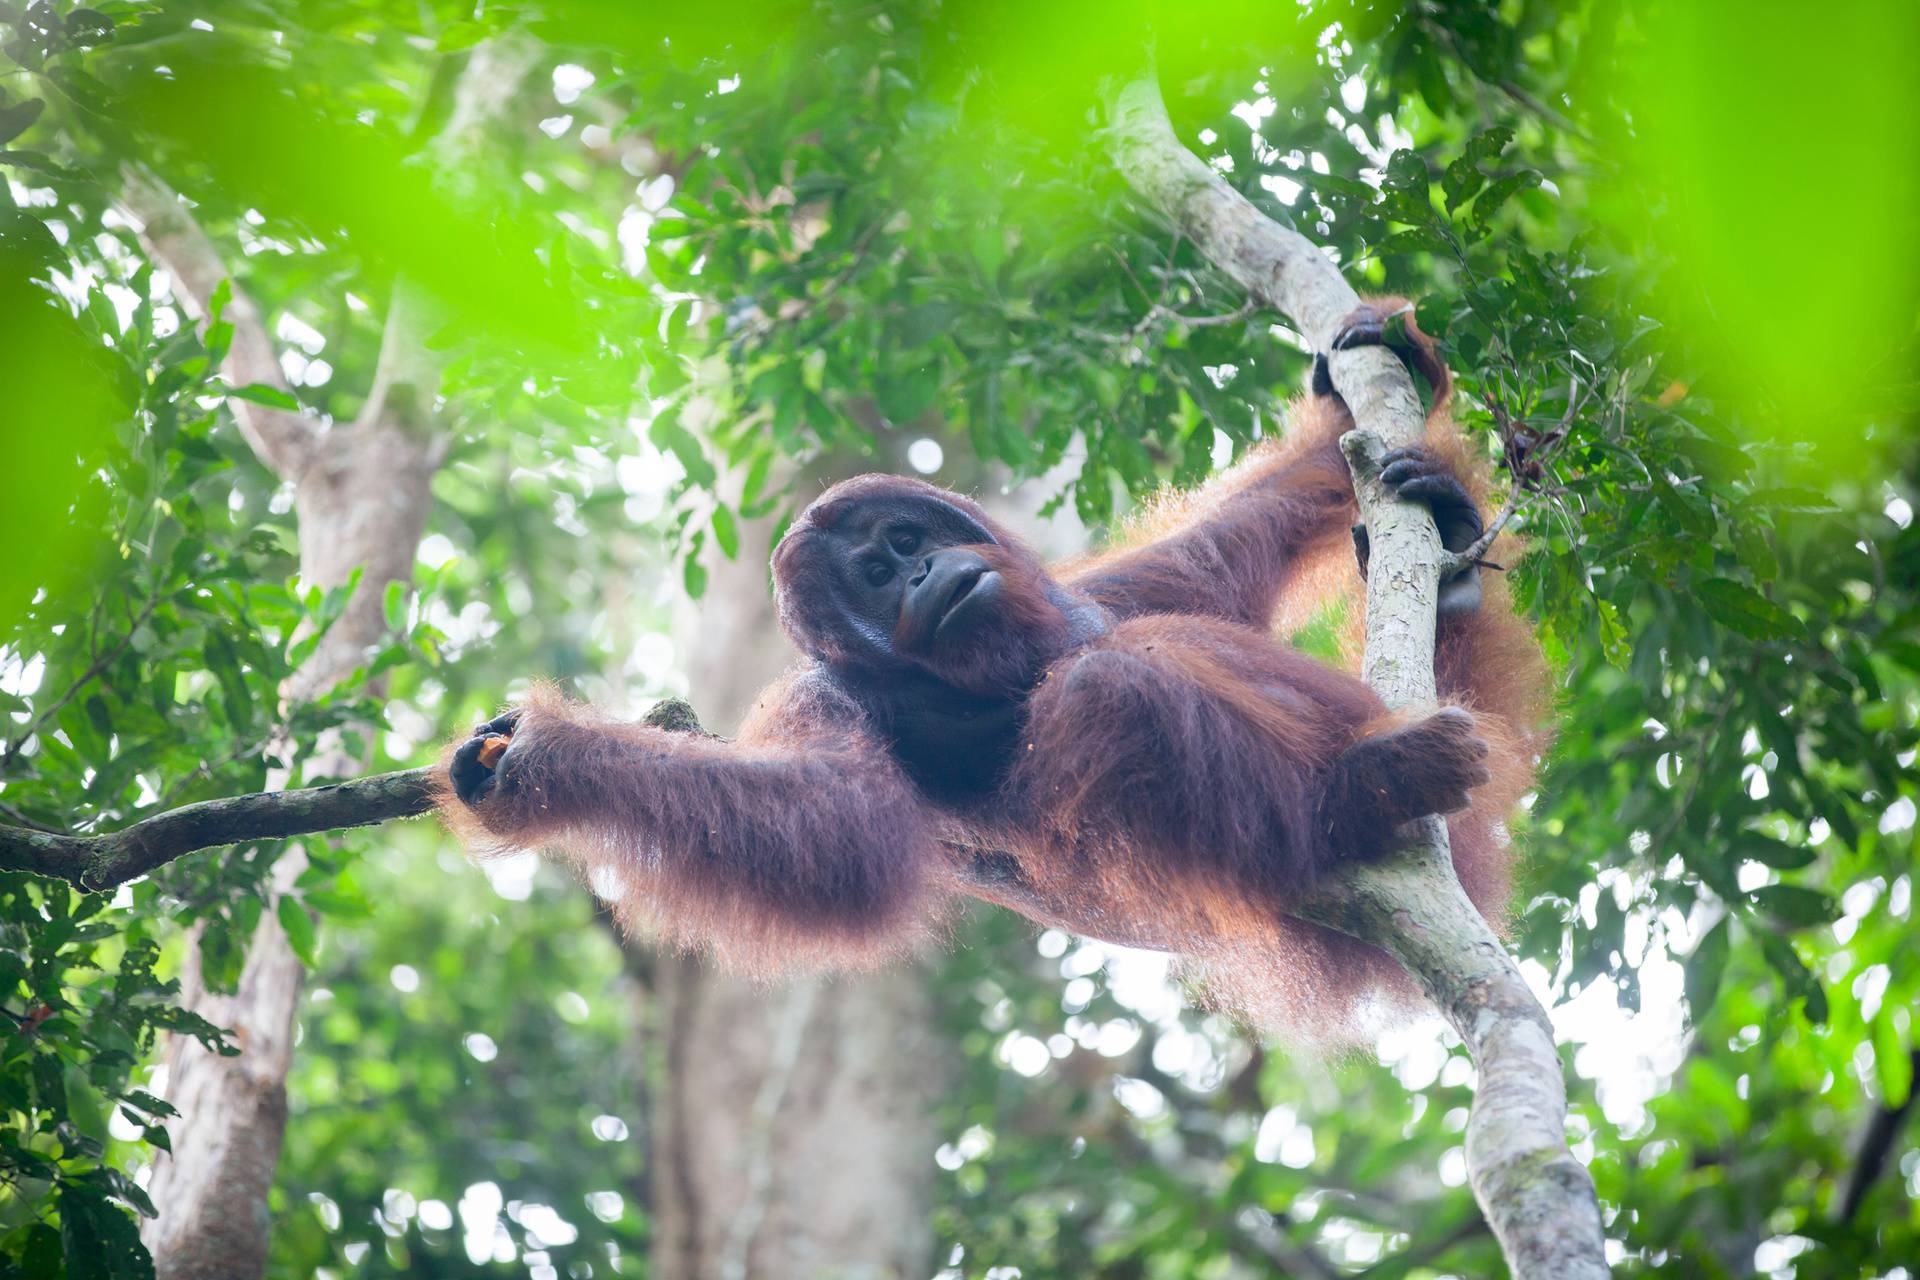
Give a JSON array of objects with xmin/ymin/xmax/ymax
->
[
  {"xmin": 1107, "ymin": 76, "xmax": 1610, "ymax": 1280},
  {"xmin": 118, "ymin": 41, "xmax": 536, "ymax": 1280},
  {"xmin": 648, "ymin": 475, "xmax": 942, "ymax": 1280}
]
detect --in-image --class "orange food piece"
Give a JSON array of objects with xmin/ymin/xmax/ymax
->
[{"xmin": 476, "ymin": 734, "xmax": 512, "ymax": 769}]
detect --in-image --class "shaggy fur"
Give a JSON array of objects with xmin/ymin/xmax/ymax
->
[
  {"xmin": 438, "ymin": 676, "xmax": 945, "ymax": 975},
  {"xmin": 439, "ymin": 296, "xmax": 1551, "ymax": 1037}
]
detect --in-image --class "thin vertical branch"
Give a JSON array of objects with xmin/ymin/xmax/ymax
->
[{"xmin": 121, "ymin": 169, "xmax": 319, "ymax": 484}]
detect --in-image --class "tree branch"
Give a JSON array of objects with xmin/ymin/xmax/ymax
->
[
  {"xmin": 356, "ymin": 35, "xmax": 546, "ymax": 442},
  {"xmin": 0, "ymin": 702, "xmax": 1051, "ymax": 914},
  {"xmin": 1836, "ymin": 1050, "xmax": 1920, "ymax": 1222},
  {"xmin": 0, "ymin": 768, "xmax": 439, "ymax": 891},
  {"xmin": 356, "ymin": 276, "xmax": 445, "ymax": 441},
  {"xmin": 1106, "ymin": 74, "xmax": 1609, "ymax": 1280},
  {"xmin": 119, "ymin": 167, "xmax": 320, "ymax": 484}
]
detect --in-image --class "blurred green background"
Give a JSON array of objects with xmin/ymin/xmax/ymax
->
[{"xmin": 0, "ymin": 2, "xmax": 1916, "ymax": 1277}]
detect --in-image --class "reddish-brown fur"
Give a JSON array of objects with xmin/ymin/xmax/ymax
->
[{"xmin": 439, "ymin": 298, "xmax": 1550, "ymax": 1039}]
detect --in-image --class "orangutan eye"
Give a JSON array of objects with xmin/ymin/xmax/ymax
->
[
  {"xmin": 889, "ymin": 529, "xmax": 921, "ymax": 555},
  {"xmin": 864, "ymin": 562, "xmax": 894, "ymax": 587}
]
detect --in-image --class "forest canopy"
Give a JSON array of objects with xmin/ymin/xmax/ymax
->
[{"xmin": 0, "ymin": 2, "xmax": 1916, "ymax": 1278}]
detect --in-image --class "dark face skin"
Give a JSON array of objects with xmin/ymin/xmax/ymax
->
[
  {"xmin": 776, "ymin": 481, "xmax": 1095, "ymax": 705},
  {"xmin": 826, "ymin": 500, "xmax": 1004, "ymax": 661}
]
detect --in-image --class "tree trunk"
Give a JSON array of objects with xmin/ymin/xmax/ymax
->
[
  {"xmin": 137, "ymin": 441, "xmax": 434, "ymax": 1280},
  {"xmin": 650, "ymin": 965, "xmax": 941, "ymax": 1280},
  {"xmin": 647, "ymin": 489, "xmax": 942, "ymax": 1280},
  {"xmin": 124, "ymin": 40, "xmax": 534, "ymax": 1278}
]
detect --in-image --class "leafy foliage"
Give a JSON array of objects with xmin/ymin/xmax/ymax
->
[
  {"xmin": 0, "ymin": 1, "xmax": 1916, "ymax": 1277},
  {"xmin": 0, "ymin": 121, "xmax": 423, "ymax": 1270}
]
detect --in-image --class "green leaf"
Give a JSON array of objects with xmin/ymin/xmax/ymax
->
[
  {"xmin": 436, "ymin": 19, "xmax": 490, "ymax": 50},
  {"xmin": 1381, "ymin": 148, "xmax": 1431, "ymax": 196},
  {"xmin": 383, "ymin": 579, "xmax": 408, "ymax": 633},
  {"xmin": 1469, "ymin": 168, "xmax": 1543, "ymax": 232},
  {"xmin": 1694, "ymin": 577, "xmax": 1799, "ymax": 639},
  {"xmin": 1684, "ymin": 916, "xmax": 1729, "ymax": 1021},
  {"xmin": 1748, "ymin": 884, "xmax": 1833, "ymax": 927},
  {"xmin": 65, "ymin": 8, "xmax": 116, "ymax": 46},
  {"xmin": 1806, "ymin": 778, "xmax": 1863, "ymax": 849},
  {"xmin": 18, "ymin": 1225, "xmax": 60, "ymax": 1277},
  {"xmin": 1730, "ymin": 522, "xmax": 1778, "ymax": 579},
  {"xmin": 1378, "ymin": 226, "xmax": 1459, "ymax": 259},
  {"xmin": 205, "ymin": 630, "xmax": 254, "ymax": 730},
  {"xmin": 1594, "ymin": 596, "xmax": 1631, "ymax": 668},
  {"xmin": 1875, "ymin": 1018, "xmax": 1913, "ymax": 1107},
  {"xmin": 84, "ymin": 694, "xmax": 112, "ymax": 741},
  {"xmin": 1671, "ymin": 432, "xmax": 1752, "ymax": 479},
  {"xmin": 202, "ymin": 318, "xmax": 233, "ymax": 366},
  {"xmin": 711, "ymin": 503, "xmax": 739, "ymax": 560},
  {"xmin": 0, "ymin": 97, "xmax": 45, "ymax": 146},
  {"xmin": 227, "ymin": 383, "xmax": 301, "ymax": 411},
  {"xmin": 1655, "ymin": 476, "xmax": 1716, "ymax": 537},
  {"xmin": 122, "ymin": 1089, "xmax": 178, "ymax": 1119},
  {"xmin": 1731, "ymin": 831, "xmax": 1815, "ymax": 869},
  {"xmin": 1442, "ymin": 126, "xmax": 1514, "ymax": 210},
  {"xmin": 276, "ymin": 896, "xmax": 317, "ymax": 968},
  {"xmin": 899, "ymin": 302, "xmax": 960, "ymax": 349},
  {"xmin": 303, "ymin": 886, "xmax": 372, "ymax": 921},
  {"xmin": 1758, "ymin": 932, "xmax": 1827, "ymax": 1023},
  {"xmin": 1411, "ymin": 36, "xmax": 1452, "ymax": 111},
  {"xmin": 59, "ymin": 1184, "xmax": 154, "ymax": 1280},
  {"xmin": 0, "ymin": 148, "xmax": 84, "ymax": 179},
  {"xmin": 1749, "ymin": 486, "xmax": 1838, "ymax": 512},
  {"xmin": 1441, "ymin": 157, "xmax": 1486, "ymax": 212},
  {"xmin": 65, "ymin": 1065, "xmax": 110, "ymax": 1139},
  {"xmin": 740, "ymin": 447, "xmax": 774, "ymax": 510},
  {"xmin": 649, "ymin": 408, "xmax": 716, "ymax": 488},
  {"xmin": 1806, "ymin": 979, "xmax": 1830, "ymax": 1024}
]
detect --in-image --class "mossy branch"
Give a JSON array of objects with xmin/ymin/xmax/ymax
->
[{"xmin": 0, "ymin": 769, "xmax": 441, "ymax": 891}]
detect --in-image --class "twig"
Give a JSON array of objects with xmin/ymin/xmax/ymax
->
[
  {"xmin": 152, "ymin": 731, "xmax": 282, "ymax": 813},
  {"xmin": 1445, "ymin": 493, "xmax": 1521, "ymax": 576},
  {"xmin": 1423, "ymin": 20, "xmax": 1595, "ymax": 147},
  {"xmin": 1445, "ymin": 373, "xmax": 1589, "ymax": 574},
  {"xmin": 0, "ymin": 802, "xmax": 61, "ymax": 834},
  {"xmin": 1131, "ymin": 297, "xmax": 1258, "ymax": 337},
  {"xmin": 0, "ymin": 597, "xmax": 161, "ymax": 773},
  {"xmin": 1354, "ymin": 1214, "xmax": 1492, "ymax": 1277}
]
